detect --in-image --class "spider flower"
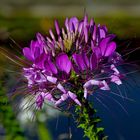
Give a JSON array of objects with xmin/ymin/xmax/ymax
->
[{"xmin": 22, "ymin": 15, "xmax": 124, "ymax": 109}]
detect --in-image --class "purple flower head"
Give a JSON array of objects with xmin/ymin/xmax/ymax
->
[{"xmin": 21, "ymin": 15, "xmax": 125, "ymax": 109}]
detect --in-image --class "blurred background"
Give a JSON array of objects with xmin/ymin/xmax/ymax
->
[{"xmin": 0, "ymin": 0, "xmax": 140, "ymax": 140}]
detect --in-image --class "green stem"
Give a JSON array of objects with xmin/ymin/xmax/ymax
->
[{"xmin": 75, "ymin": 98, "xmax": 107, "ymax": 140}]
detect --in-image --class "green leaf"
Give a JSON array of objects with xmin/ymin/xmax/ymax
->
[{"xmin": 97, "ymin": 127, "xmax": 104, "ymax": 133}]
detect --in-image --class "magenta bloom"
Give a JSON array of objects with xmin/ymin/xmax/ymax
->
[{"xmin": 22, "ymin": 15, "xmax": 124, "ymax": 109}]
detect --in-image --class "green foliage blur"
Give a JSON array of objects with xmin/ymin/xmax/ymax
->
[{"xmin": 0, "ymin": 82, "xmax": 24, "ymax": 140}]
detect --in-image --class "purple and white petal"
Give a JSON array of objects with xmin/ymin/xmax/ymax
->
[
  {"xmin": 57, "ymin": 83, "xmax": 66, "ymax": 93},
  {"xmin": 45, "ymin": 93, "xmax": 53, "ymax": 100},
  {"xmin": 111, "ymin": 64, "xmax": 120, "ymax": 74},
  {"xmin": 68, "ymin": 91, "xmax": 81, "ymax": 106},
  {"xmin": 100, "ymin": 80, "xmax": 110, "ymax": 90},
  {"xmin": 61, "ymin": 94, "xmax": 68, "ymax": 101},
  {"xmin": 55, "ymin": 99, "xmax": 63, "ymax": 106},
  {"xmin": 84, "ymin": 88, "xmax": 88, "ymax": 99},
  {"xmin": 74, "ymin": 99, "xmax": 81, "ymax": 106},
  {"xmin": 111, "ymin": 75, "xmax": 122, "ymax": 85},
  {"xmin": 46, "ymin": 76, "xmax": 57, "ymax": 84}
]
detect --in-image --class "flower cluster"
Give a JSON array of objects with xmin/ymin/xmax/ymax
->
[{"xmin": 23, "ymin": 15, "xmax": 124, "ymax": 109}]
